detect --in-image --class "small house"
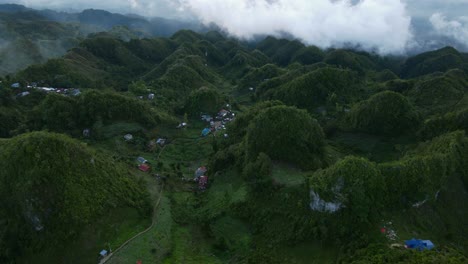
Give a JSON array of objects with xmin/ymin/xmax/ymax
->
[
  {"xmin": 11, "ymin": 83, "xmax": 20, "ymax": 88},
  {"xmin": 148, "ymin": 93, "xmax": 155, "ymax": 100},
  {"xmin": 201, "ymin": 128, "xmax": 211, "ymax": 137},
  {"xmin": 32, "ymin": 215, "xmax": 44, "ymax": 231},
  {"xmin": 218, "ymin": 109, "xmax": 229, "ymax": 118},
  {"xmin": 124, "ymin": 134, "xmax": 133, "ymax": 141},
  {"xmin": 99, "ymin": 250, "xmax": 108, "ymax": 258},
  {"xmin": 71, "ymin": 89, "xmax": 81, "ymax": 96},
  {"xmin": 138, "ymin": 164, "xmax": 151, "ymax": 172},
  {"xmin": 201, "ymin": 114, "xmax": 213, "ymax": 122},
  {"xmin": 82, "ymin": 129, "xmax": 91, "ymax": 137},
  {"xmin": 19, "ymin": 91, "xmax": 30, "ymax": 97},
  {"xmin": 177, "ymin": 122, "xmax": 187, "ymax": 129},
  {"xmin": 194, "ymin": 166, "xmax": 207, "ymax": 178},
  {"xmin": 404, "ymin": 238, "xmax": 435, "ymax": 251},
  {"xmin": 137, "ymin": 157, "xmax": 147, "ymax": 164},
  {"xmin": 199, "ymin": 176, "xmax": 208, "ymax": 190},
  {"xmin": 249, "ymin": 87, "xmax": 254, "ymax": 91},
  {"xmin": 213, "ymin": 121, "xmax": 223, "ymax": 130},
  {"xmin": 156, "ymin": 138, "xmax": 166, "ymax": 146}
]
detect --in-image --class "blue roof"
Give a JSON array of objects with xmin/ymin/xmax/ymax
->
[
  {"xmin": 405, "ymin": 238, "xmax": 435, "ymax": 251},
  {"xmin": 100, "ymin": 250, "xmax": 108, "ymax": 256},
  {"xmin": 11, "ymin": 83, "xmax": 20, "ymax": 88},
  {"xmin": 201, "ymin": 128, "xmax": 211, "ymax": 136}
]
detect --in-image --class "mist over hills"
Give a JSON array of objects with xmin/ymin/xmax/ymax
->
[
  {"xmin": 1, "ymin": 3, "xmax": 468, "ymax": 77},
  {"xmin": 0, "ymin": 4, "xmax": 208, "ymax": 75}
]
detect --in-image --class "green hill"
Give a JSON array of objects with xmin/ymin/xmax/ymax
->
[{"xmin": 0, "ymin": 131, "xmax": 150, "ymax": 262}]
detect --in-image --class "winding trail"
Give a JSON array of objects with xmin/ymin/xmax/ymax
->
[{"xmin": 99, "ymin": 143, "xmax": 170, "ymax": 264}]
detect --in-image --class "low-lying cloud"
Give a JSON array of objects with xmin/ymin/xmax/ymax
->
[
  {"xmin": 181, "ymin": 0, "xmax": 413, "ymax": 54},
  {"xmin": 430, "ymin": 13, "xmax": 468, "ymax": 47}
]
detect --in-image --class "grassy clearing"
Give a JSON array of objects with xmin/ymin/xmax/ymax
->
[
  {"xmin": 164, "ymin": 226, "xmax": 222, "ymax": 264},
  {"xmin": 271, "ymin": 163, "xmax": 307, "ymax": 187}
]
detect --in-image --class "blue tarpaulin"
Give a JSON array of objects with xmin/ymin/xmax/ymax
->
[
  {"xmin": 100, "ymin": 250, "xmax": 108, "ymax": 256},
  {"xmin": 405, "ymin": 238, "xmax": 435, "ymax": 251}
]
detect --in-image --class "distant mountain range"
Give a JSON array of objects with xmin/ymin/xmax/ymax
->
[
  {"xmin": 408, "ymin": 17, "xmax": 468, "ymax": 54},
  {"xmin": 0, "ymin": 4, "xmax": 206, "ymax": 36},
  {"xmin": 0, "ymin": 4, "xmax": 209, "ymax": 75}
]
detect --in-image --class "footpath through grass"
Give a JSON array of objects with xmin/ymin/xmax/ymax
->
[{"xmin": 108, "ymin": 127, "xmax": 216, "ymax": 263}]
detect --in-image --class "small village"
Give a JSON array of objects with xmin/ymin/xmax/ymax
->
[
  {"xmin": 120, "ymin": 105, "xmax": 237, "ymax": 196},
  {"xmin": 9, "ymin": 82, "xmax": 82, "ymax": 97},
  {"xmin": 200, "ymin": 105, "xmax": 235, "ymax": 138}
]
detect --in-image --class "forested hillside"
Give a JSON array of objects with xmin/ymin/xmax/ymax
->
[{"xmin": 1, "ymin": 28, "xmax": 468, "ymax": 263}]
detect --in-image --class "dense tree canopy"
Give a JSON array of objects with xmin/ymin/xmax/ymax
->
[
  {"xmin": 346, "ymin": 91, "xmax": 419, "ymax": 135},
  {"xmin": 245, "ymin": 105, "xmax": 325, "ymax": 169},
  {"xmin": 267, "ymin": 67, "xmax": 362, "ymax": 111}
]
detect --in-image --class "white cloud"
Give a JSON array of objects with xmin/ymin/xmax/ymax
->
[
  {"xmin": 430, "ymin": 13, "xmax": 468, "ymax": 46},
  {"xmin": 2, "ymin": 0, "xmax": 421, "ymax": 53},
  {"xmin": 181, "ymin": 0, "xmax": 412, "ymax": 54}
]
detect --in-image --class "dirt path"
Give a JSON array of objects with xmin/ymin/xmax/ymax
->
[{"xmin": 99, "ymin": 144, "xmax": 170, "ymax": 264}]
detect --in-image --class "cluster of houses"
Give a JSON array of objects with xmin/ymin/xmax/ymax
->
[
  {"xmin": 200, "ymin": 106, "xmax": 235, "ymax": 137},
  {"xmin": 124, "ymin": 133, "xmax": 167, "ymax": 173},
  {"xmin": 10, "ymin": 82, "xmax": 81, "ymax": 97}
]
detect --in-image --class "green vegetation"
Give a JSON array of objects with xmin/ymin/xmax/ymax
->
[
  {"xmin": 345, "ymin": 91, "xmax": 420, "ymax": 136},
  {"xmin": 184, "ymin": 86, "xmax": 223, "ymax": 116},
  {"xmin": 401, "ymin": 46, "xmax": 468, "ymax": 78},
  {"xmin": 2, "ymin": 28, "xmax": 468, "ymax": 264},
  {"xmin": 0, "ymin": 132, "xmax": 150, "ymax": 262},
  {"xmin": 264, "ymin": 67, "xmax": 362, "ymax": 111},
  {"xmin": 245, "ymin": 105, "xmax": 325, "ymax": 169},
  {"xmin": 310, "ymin": 156, "xmax": 385, "ymax": 226}
]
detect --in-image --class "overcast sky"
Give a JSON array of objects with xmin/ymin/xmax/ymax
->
[{"xmin": 2, "ymin": 0, "xmax": 468, "ymax": 53}]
